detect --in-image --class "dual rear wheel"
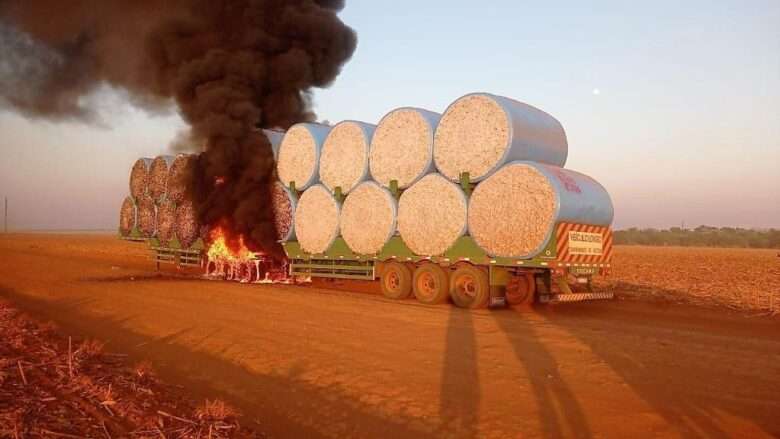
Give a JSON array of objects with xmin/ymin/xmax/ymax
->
[{"xmin": 380, "ymin": 262, "xmax": 491, "ymax": 309}]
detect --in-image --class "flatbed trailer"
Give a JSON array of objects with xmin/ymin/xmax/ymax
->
[{"xmin": 281, "ymin": 175, "xmax": 614, "ymax": 308}]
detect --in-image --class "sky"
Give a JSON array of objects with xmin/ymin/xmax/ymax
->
[{"xmin": 1, "ymin": 0, "xmax": 778, "ymax": 231}]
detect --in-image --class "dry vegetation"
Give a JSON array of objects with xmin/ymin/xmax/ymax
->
[
  {"xmin": 0, "ymin": 299, "xmax": 262, "ymax": 438},
  {"xmin": 602, "ymin": 246, "xmax": 780, "ymax": 314}
]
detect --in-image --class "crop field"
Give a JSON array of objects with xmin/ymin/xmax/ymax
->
[{"xmin": 603, "ymin": 246, "xmax": 780, "ymax": 314}]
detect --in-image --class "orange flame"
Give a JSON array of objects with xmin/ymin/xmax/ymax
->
[{"xmin": 206, "ymin": 226, "xmax": 256, "ymax": 263}]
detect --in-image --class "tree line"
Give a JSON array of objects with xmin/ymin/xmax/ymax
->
[{"xmin": 614, "ymin": 226, "xmax": 780, "ymax": 249}]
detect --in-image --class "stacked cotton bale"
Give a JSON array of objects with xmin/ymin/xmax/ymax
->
[
  {"xmin": 148, "ymin": 155, "xmax": 175, "ymax": 203},
  {"xmin": 468, "ymin": 162, "xmax": 613, "ymax": 258},
  {"xmin": 129, "ymin": 158, "xmax": 153, "ymax": 200},
  {"xmin": 272, "ymin": 181, "xmax": 296, "ymax": 242},
  {"xmin": 277, "ymin": 123, "xmax": 332, "ymax": 190},
  {"xmin": 370, "ymin": 108, "xmax": 440, "ymax": 189},
  {"xmin": 156, "ymin": 200, "xmax": 177, "ymax": 245},
  {"xmin": 119, "ymin": 197, "xmax": 137, "ymax": 236},
  {"xmin": 434, "ymin": 93, "xmax": 568, "ymax": 182},
  {"xmin": 340, "ymin": 182, "xmax": 397, "ymax": 255},
  {"xmin": 175, "ymin": 200, "xmax": 200, "ymax": 248},
  {"xmin": 294, "ymin": 185, "xmax": 341, "ymax": 254},
  {"xmin": 319, "ymin": 121, "xmax": 376, "ymax": 194},
  {"xmin": 397, "ymin": 173, "xmax": 468, "ymax": 256},
  {"xmin": 166, "ymin": 154, "xmax": 194, "ymax": 204},
  {"xmin": 136, "ymin": 195, "xmax": 157, "ymax": 238}
]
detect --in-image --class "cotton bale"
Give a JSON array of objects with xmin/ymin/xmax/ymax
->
[
  {"xmin": 156, "ymin": 200, "xmax": 177, "ymax": 245},
  {"xmin": 294, "ymin": 184, "xmax": 340, "ymax": 254},
  {"xmin": 148, "ymin": 155, "xmax": 175, "ymax": 203},
  {"xmin": 272, "ymin": 181, "xmax": 296, "ymax": 242},
  {"xmin": 433, "ymin": 93, "xmax": 568, "ymax": 182},
  {"xmin": 340, "ymin": 182, "xmax": 397, "ymax": 255},
  {"xmin": 276, "ymin": 123, "xmax": 331, "ymax": 190},
  {"xmin": 397, "ymin": 173, "xmax": 468, "ymax": 256},
  {"xmin": 175, "ymin": 200, "xmax": 200, "ymax": 248},
  {"xmin": 166, "ymin": 154, "xmax": 195, "ymax": 204},
  {"xmin": 129, "ymin": 158, "xmax": 152, "ymax": 199},
  {"xmin": 136, "ymin": 195, "xmax": 157, "ymax": 238},
  {"xmin": 369, "ymin": 108, "xmax": 441, "ymax": 189},
  {"xmin": 119, "ymin": 196, "xmax": 137, "ymax": 236},
  {"xmin": 468, "ymin": 161, "xmax": 614, "ymax": 258},
  {"xmin": 319, "ymin": 121, "xmax": 376, "ymax": 194}
]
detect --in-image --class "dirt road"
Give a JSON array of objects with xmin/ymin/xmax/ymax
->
[{"xmin": 1, "ymin": 234, "xmax": 779, "ymax": 438}]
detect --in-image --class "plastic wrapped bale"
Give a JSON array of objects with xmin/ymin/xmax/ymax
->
[
  {"xmin": 294, "ymin": 184, "xmax": 340, "ymax": 254},
  {"xmin": 263, "ymin": 129, "xmax": 285, "ymax": 159},
  {"xmin": 319, "ymin": 121, "xmax": 376, "ymax": 194},
  {"xmin": 468, "ymin": 161, "xmax": 614, "ymax": 258},
  {"xmin": 119, "ymin": 196, "xmax": 137, "ymax": 236},
  {"xmin": 277, "ymin": 123, "xmax": 331, "ymax": 190},
  {"xmin": 369, "ymin": 108, "xmax": 441, "ymax": 189},
  {"xmin": 136, "ymin": 195, "xmax": 157, "ymax": 238},
  {"xmin": 166, "ymin": 154, "xmax": 194, "ymax": 204},
  {"xmin": 175, "ymin": 200, "xmax": 200, "ymax": 248},
  {"xmin": 272, "ymin": 181, "xmax": 296, "ymax": 242},
  {"xmin": 339, "ymin": 182, "xmax": 397, "ymax": 255},
  {"xmin": 156, "ymin": 200, "xmax": 177, "ymax": 245},
  {"xmin": 397, "ymin": 173, "xmax": 468, "ymax": 256},
  {"xmin": 433, "ymin": 93, "xmax": 568, "ymax": 182},
  {"xmin": 148, "ymin": 155, "xmax": 175, "ymax": 203},
  {"xmin": 129, "ymin": 158, "xmax": 152, "ymax": 199}
]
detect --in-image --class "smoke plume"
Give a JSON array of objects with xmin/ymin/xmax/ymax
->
[{"xmin": 0, "ymin": 1, "xmax": 357, "ymax": 258}]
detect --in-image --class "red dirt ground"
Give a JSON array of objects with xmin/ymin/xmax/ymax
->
[{"xmin": 1, "ymin": 234, "xmax": 779, "ymax": 438}]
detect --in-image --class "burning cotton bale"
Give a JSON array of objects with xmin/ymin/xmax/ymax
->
[
  {"xmin": 319, "ymin": 121, "xmax": 376, "ymax": 194},
  {"xmin": 398, "ymin": 173, "xmax": 468, "ymax": 256},
  {"xmin": 340, "ymin": 182, "xmax": 397, "ymax": 255},
  {"xmin": 277, "ymin": 123, "xmax": 332, "ymax": 191},
  {"xmin": 272, "ymin": 181, "xmax": 296, "ymax": 242},
  {"xmin": 166, "ymin": 154, "xmax": 195, "ymax": 204},
  {"xmin": 175, "ymin": 200, "xmax": 200, "ymax": 249},
  {"xmin": 136, "ymin": 195, "xmax": 157, "ymax": 238},
  {"xmin": 434, "ymin": 93, "xmax": 568, "ymax": 182},
  {"xmin": 369, "ymin": 108, "xmax": 441, "ymax": 189},
  {"xmin": 129, "ymin": 158, "xmax": 152, "ymax": 199},
  {"xmin": 156, "ymin": 200, "xmax": 177, "ymax": 245},
  {"xmin": 294, "ymin": 184, "xmax": 341, "ymax": 254},
  {"xmin": 148, "ymin": 155, "xmax": 175, "ymax": 204},
  {"xmin": 119, "ymin": 196, "xmax": 137, "ymax": 236},
  {"xmin": 468, "ymin": 161, "xmax": 614, "ymax": 258}
]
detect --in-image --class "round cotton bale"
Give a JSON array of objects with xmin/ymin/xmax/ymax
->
[
  {"xmin": 129, "ymin": 158, "xmax": 152, "ymax": 199},
  {"xmin": 272, "ymin": 181, "xmax": 296, "ymax": 242},
  {"xmin": 369, "ymin": 108, "xmax": 441, "ymax": 189},
  {"xmin": 433, "ymin": 93, "xmax": 568, "ymax": 182},
  {"xmin": 166, "ymin": 154, "xmax": 194, "ymax": 204},
  {"xmin": 156, "ymin": 200, "xmax": 177, "ymax": 245},
  {"xmin": 319, "ymin": 121, "xmax": 376, "ymax": 194},
  {"xmin": 397, "ymin": 173, "xmax": 468, "ymax": 256},
  {"xmin": 340, "ymin": 182, "xmax": 397, "ymax": 255},
  {"xmin": 468, "ymin": 161, "xmax": 614, "ymax": 259},
  {"xmin": 148, "ymin": 155, "xmax": 175, "ymax": 203},
  {"xmin": 277, "ymin": 123, "xmax": 331, "ymax": 190},
  {"xmin": 119, "ymin": 196, "xmax": 137, "ymax": 236},
  {"xmin": 136, "ymin": 195, "xmax": 157, "ymax": 238},
  {"xmin": 294, "ymin": 184, "xmax": 340, "ymax": 254},
  {"xmin": 175, "ymin": 200, "xmax": 200, "ymax": 248},
  {"xmin": 263, "ymin": 129, "xmax": 285, "ymax": 159}
]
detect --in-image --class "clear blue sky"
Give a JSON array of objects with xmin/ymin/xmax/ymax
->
[{"xmin": 1, "ymin": 0, "xmax": 778, "ymax": 230}]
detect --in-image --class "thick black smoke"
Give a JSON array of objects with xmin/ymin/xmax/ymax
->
[{"xmin": 0, "ymin": 1, "xmax": 357, "ymax": 258}]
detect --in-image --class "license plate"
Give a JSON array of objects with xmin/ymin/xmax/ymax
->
[{"xmin": 570, "ymin": 267, "xmax": 597, "ymax": 276}]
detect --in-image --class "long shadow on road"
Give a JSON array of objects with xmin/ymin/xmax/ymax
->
[
  {"xmin": 0, "ymin": 286, "xmax": 439, "ymax": 439},
  {"xmin": 439, "ymin": 307, "xmax": 480, "ymax": 438}
]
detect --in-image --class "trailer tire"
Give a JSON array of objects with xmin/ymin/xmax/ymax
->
[
  {"xmin": 413, "ymin": 263, "xmax": 450, "ymax": 305},
  {"xmin": 506, "ymin": 273, "xmax": 536, "ymax": 306},
  {"xmin": 380, "ymin": 262, "xmax": 412, "ymax": 300},
  {"xmin": 450, "ymin": 265, "xmax": 490, "ymax": 309}
]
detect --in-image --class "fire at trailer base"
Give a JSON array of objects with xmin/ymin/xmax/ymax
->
[{"xmin": 202, "ymin": 227, "xmax": 290, "ymax": 284}]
